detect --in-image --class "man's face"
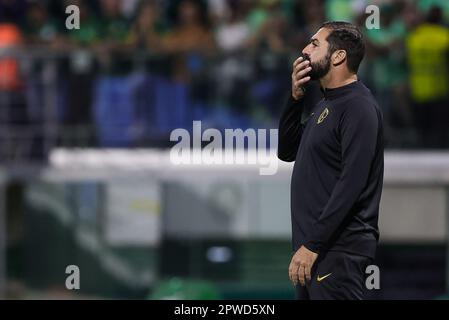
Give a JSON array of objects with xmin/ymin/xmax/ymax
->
[{"xmin": 301, "ymin": 28, "xmax": 332, "ymax": 80}]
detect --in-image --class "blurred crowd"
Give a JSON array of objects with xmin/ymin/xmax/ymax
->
[{"xmin": 0, "ymin": 0, "xmax": 449, "ymax": 158}]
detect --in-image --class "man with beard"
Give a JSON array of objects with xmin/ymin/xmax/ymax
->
[{"xmin": 278, "ymin": 22, "xmax": 384, "ymax": 300}]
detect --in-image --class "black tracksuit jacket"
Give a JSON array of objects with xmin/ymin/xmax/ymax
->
[{"xmin": 278, "ymin": 80, "xmax": 384, "ymax": 259}]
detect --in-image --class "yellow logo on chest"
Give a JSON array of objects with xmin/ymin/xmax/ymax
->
[{"xmin": 317, "ymin": 107, "xmax": 330, "ymax": 124}]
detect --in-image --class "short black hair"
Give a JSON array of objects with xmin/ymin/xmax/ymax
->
[{"xmin": 320, "ymin": 21, "xmax": 365, "ymax": 74}]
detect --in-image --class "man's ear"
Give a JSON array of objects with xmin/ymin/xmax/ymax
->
[{"xmin": 332, "ymin": 50, "xmax": 346, "ymax": 67}]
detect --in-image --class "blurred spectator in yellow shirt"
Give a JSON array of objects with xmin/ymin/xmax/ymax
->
[{"xmin": 406, "ymin": 6, "xmax": 449, "ymax": 147}]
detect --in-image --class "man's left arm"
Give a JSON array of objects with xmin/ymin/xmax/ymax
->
[{"xmin": 304, "ymin": 101, "xmax": 380, "ymax": 253}]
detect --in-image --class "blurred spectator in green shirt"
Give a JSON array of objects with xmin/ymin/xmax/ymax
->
[
  {"xmin": 96, "ymin": 0, "xmax": 131, "ymax": 74},
  {"xmin": 365, "ymin": 2, "xmax": 410, "ymax": 146},
  {"xmin": 24, "ymin": 2, "xmax": 59, "ymax": 46},
  {"xmin": 325, "ymin": 0, "xmax": 356, "ymax": 23}
]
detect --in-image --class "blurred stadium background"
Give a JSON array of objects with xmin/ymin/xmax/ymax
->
[{"xmin": 0, "ymin": 0, "xmax": 449, "ymax": 300}]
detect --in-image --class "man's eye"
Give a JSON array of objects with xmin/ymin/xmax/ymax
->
[{"xmin": 312, "ymin": 43, "xmax": 318, "ymax": 47}]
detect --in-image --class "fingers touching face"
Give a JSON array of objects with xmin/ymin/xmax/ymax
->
[{"xmin": 292, "ymin": 57, "xmax": 311, "ymax": 88}]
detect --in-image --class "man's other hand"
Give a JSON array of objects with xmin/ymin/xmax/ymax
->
[{"xmin": 289, "ymin": 245, "xmax": 318, "ymax": 286}]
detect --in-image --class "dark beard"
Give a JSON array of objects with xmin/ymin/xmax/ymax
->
[{"xmin": 307, "ymin": 52, "xmax": 331, "ymax": 80}]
